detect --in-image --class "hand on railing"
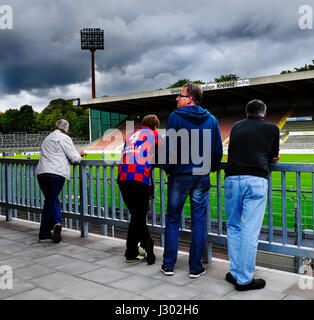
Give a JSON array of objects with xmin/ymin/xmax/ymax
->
[
  {"xmin": 272, "ymin": 156, "xmax": 280, "ymax": 163},
  {"xmin": 78, "ymin": 149, "xmax": 87, "ymax": 157}
]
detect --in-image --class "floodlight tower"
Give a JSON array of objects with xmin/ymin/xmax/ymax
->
[{"xmin": 80, "ymin": 28, "xmax": 104, "ymax": 98}]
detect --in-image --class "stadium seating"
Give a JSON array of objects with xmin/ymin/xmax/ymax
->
[
  {"xmin": 279, "ymin": 107, "xmax": 314, "ymax": 150},
  {"xmin": 0, "ymin": 131, "xmax": 89, "ymax": 151},
  {"xmin": 281, "ymin": 120, "xmax": 314, "ymax": 133},
  {"xmin": 216, "ymin": 108, "xmax": 287, "ymax": 145},
  {"xmin": 280, "ymin": 134, "xmax": 314, "ymax": 150},
  {"xmin": 84, "ymin": 119, "xmax": 142, "ymax": 153}
]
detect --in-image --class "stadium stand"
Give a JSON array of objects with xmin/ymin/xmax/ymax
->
[
  {"xmin": 217, "ymin": 107, "xmax": 287, "ymax": 145},
  {"xmin": 216, "ymin": 111, "xmax": 243, "ymax": 144},
  {"xmin": 279, "ymin": 107, "xmax": 314, "ymax": 150},
  {"xmin": 280, "ymin": 134, "xmax": 314, "ymax": 150},
  {"xmin": 0, "ymin": 131, "xmax": 89, "ymax": 151},
  {"xmin": 84, "ymin": 119, "xmax": 142, "ymax": 153},
  {"xmin": 281, "ymin": 120, "xmax": 314, "ymax": 133},
  {"xmin": 84, "ymin": 106, "xmax": 291, "ymax": 153}
]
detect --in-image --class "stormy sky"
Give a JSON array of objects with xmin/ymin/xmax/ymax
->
[{"xmin": 0, "ymin": 0, "xmax": 313, "ymax": 112}]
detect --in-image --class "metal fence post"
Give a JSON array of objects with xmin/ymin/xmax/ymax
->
[
  {"xmin": 79, "ymin": 163, "xmax": 89, "ymax": 237},
  {"xmin": 5, "ymin": 163, "xmax": 12, "ymax": 221},
  {"xmin": 160, "ymin": 168, "xmax": 166, "ymax": 247}
]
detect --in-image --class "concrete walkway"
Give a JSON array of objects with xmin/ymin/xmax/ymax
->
[{"xmin": 0, "ymin": 216, "xmax": 313, "ymax": 301}]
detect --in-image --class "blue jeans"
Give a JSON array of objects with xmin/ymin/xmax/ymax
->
[
  {"xmin": 37, "ymin": 174, "xmax": 65, "ymax": 237},
  {"xmin": 163, "ymin": 174, "xmax": 210, "ymax": 273},
  {"xmin": 224, "ymin": 175, "xmax": 268, "ymax": 285}
]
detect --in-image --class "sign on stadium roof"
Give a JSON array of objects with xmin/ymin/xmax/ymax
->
[{"xmin": 168, "ymin": 79, "xmax": 250, "ymax": 94}]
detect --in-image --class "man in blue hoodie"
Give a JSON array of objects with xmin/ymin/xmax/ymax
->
[{"xmin": 161, "ymin": 83, "xmax": 222, "ymax": 278}]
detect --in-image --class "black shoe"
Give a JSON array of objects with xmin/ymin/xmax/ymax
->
[
  {"xmin": 225, "ymin": 272, "xmax": 237, "ymax": 286},
  {"xmin": 236, "ymin": 279, "xmax": 266, "ymax": 291},
  {"xmin": 161, "ymin": 265, "xmax": 174, "ymax": 276},
  {"xmin": 53, "ymin": 223, "xmax": 62, "ymax": 243},
  {"xmin": 189, "ymin": 267, "xmax": 206, "ymax": 278},
  {"xmin": 145, "ymin": 239, "xmax": 156, "ymax": 265}
]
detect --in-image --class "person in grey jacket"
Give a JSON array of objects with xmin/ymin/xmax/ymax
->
[{"xmin": 37, "ymin": 119, "xmax": 85, "ymax": 243}]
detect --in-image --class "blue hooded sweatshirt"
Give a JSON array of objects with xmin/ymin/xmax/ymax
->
[{"xmin": 163, "ymin": 105, "xmax": 222, "ymax": 175}]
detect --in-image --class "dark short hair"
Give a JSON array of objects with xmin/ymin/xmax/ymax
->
[
  {"xmin": 141, "ymin": 114, "xmax": 160, "ymax": 130},
  {"xmin": 183, "ymin": 83, "xmax": 203, "ymax": 105},
  {"xmin": 245, "ymin": 99, "xmax": 267, "ymax": 118}
]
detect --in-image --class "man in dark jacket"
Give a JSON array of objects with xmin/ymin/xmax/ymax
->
[
  {"xmin": 161, "ymin": 83, "xmax": 222, "ymax": 278},
  {"xmin": 224, "ymin": 99, "xmax": 280, "ymax": 291}
]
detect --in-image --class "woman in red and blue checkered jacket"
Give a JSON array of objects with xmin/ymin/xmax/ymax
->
[{"xmin": 118, "ymin": 114, "xmax": 163, "ymax": 265}]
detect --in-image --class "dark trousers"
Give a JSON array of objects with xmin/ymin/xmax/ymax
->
[
  {"xmin": 37, "ymin": 174, "xmax": 65, "ymax": 237},
  {"xmin": 118, "ymin": 180, "xmax": 151, "ymax": 258}
]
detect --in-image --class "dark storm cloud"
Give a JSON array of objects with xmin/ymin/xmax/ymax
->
[{"xmin": 0, "ymin": 0, "xmax": 314, "ymax": 109}]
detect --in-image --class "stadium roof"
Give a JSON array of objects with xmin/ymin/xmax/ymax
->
[{"xmin": 73, "ymin": 70, "xmax": 314, "ymax": 115}]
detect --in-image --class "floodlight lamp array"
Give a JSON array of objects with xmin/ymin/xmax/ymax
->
[{"xmin": 80, "ymin": 28, "xmax": 104, "ymax": 50}]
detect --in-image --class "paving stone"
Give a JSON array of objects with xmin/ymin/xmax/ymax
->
[
  {"xmin": 69, "ymin": 249, "xmax": 112, "ymax": 262},
  {"xmin": 91, "ymin": 287, "xmax": 148, "ymax": 300},
  {"xmin": 53, "ymin": 278, "xmax": 111, "ymax": 300},
  {"xmin": 283, "ymin": 294, "xmax": 310, "ymax": 300},
  {"xmin": 13, "ymin": 264, "xmax": 53, "ymax": 281},
  {"xmin": 223, "ymin": 288, "xmax": 287, "ymax": 300},
  {"xmin": 12, "ymin": 248, "xmax": 57, "ymax": 261},
  {"xmin": 108, "ymin": 274, "xmax": 163, "ymax": 294},
  {"xmin": 0, "ymin": 252, "xmax": 12, "ymax": 262},
  {"xmin": 205, "ymin": 259, "xmax": 230, "ymax": 280},
  {"xmin": 0, "ymin": 257, "xmax": 33, "ymax": 269},
  {"xmin": 0, "ymin": 238, "xmax": 15, "ymax": 247},
  {"xmin": 0, "ymin": 244, "xmax": 31, "ymax": 255},
  {"xmin": 54, "ymin": 260, "xmax": 102, "ymax": 275},
  {"xmin": 254, "ymin": 269, "xmax": 300, "ymax": 292},
  {"xmin": 123, "ymin": 261, "xmax": 162, "ymax": 277},
  {"xmin": 0, "ymin": 230, "xmax": 32, "ymax": 240},
  {"xmin": 32, "ymin": 253, "xmax": 79, "ymax": 267},
  {"xmin": 29, "ymin": 271, "xmax": 83, "ymax": 290},
  {"xmin": 5, "ymin": 287, "xmax": 64, "ymax": 300},
  {"xmin": 187, "ymin": 275, "xmax": 235, "ymax": 299},
  {"xmin": 0, "ymin": 218, "xmax": 311, "ymax": 301},
  {"xmin": 284, "ymin": 281, "xmax": 314, "ymax": 300},
  {"xmin": 79, "ymin": 266, "xmax": 129, "ymax": 285},
  {"xmin": 53, "ymin": 244, "xmax": 90, "ymax": 258},
  {"xmin": 142, "ymin": 282, "xmax": 200, "ymax": 300},
  {"xmin": 94, "ymin": 255, "xmax": 127, "ymax": 268},
  {"xmin": 0, "ymin": 278, "xmax": 36, "ymax": 299}
]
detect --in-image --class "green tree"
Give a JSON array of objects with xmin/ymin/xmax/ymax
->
[
  {"xmin": 167, "ymin": 78, "xmax": 191, "ymax": 88},
  {"xmin": 18, "ymin": 105, "xmax": 37, "ymax": 133},
  {"xmin": 0, "ymin": 98, "xmax": 89, "ymax": 139},
  {"xmin": 167, "ymin": 79, "xmax": 205, "ymax": 89},
  {"xmin": 0, "ymin": 109, "xmax": 20, "ymax": 133},
  {"xmin": 281, "ymin": 60, "xmax": 314, "ymax": 74},
  {"xmin": 214, "ymin": 74, "xmax": 239, "ymax": 82},
  {"xmin": 37, "ymin": 99, "xmax": 89, "ymax": 139}
]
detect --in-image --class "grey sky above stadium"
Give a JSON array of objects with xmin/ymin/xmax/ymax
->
[{"xmin": 0, "ymin": 0, "xmax": 313, "ymax": 112}]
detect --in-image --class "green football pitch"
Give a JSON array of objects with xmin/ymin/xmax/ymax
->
[{"xmin": 8, "ymin": 153, "xmax": 314, "ymax": 230}]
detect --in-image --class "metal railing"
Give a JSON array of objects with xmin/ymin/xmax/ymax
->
[{"xmin": 0, "ymin": 158, "xmax": 314, "ymax": 270}]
